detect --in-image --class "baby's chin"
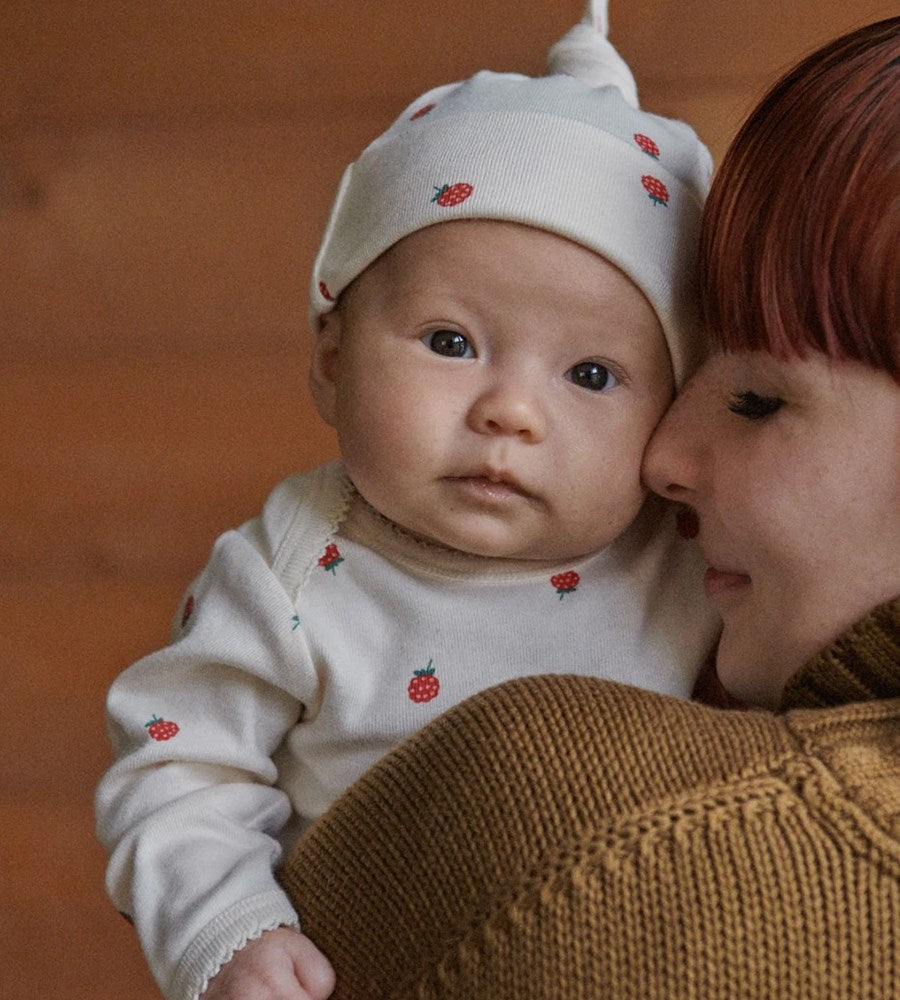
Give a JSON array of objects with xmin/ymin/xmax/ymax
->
[
  {"xmin": 408, "ymin": 522, "xmax": 612, "ymax": 565},
  {"xmin": 358, "ymin": 486, "xmax": 625, "ymax": 564}
]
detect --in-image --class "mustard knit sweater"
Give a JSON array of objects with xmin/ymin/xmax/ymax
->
[{"xmin": 279, "ymin": 600, "xmax": 899, "ymax": 999}]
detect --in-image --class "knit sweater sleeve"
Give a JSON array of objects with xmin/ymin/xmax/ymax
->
[{"xmin": 95, "ymin": 481, "xmax": 333, "ymax": 1000}]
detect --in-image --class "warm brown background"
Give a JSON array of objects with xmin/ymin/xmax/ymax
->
[{"xmin": 2, "ymin": 2, "xmax": 893, "ymax": 997}]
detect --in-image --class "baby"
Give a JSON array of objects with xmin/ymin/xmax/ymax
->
[{"xmin": 96, "ymin": 3, "xmax": 719, "ymax": 998}]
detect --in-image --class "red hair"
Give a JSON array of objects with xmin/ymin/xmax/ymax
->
[{"xmin": 700, "ymin": 17, "xmax": 900, "ymax": 379}]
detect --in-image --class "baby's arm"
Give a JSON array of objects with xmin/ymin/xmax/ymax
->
[
  {"xmin": 200, "ymin": 928, "xmax": 334, "ymax": 1000},
  {"xmin": 96, "ymin": 527, "xmax": 321, "ymax": 1000}
]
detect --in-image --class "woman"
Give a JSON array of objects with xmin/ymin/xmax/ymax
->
[{"xmin": 278, "ymin": 19, "xmax": 899, "ymax": 999}]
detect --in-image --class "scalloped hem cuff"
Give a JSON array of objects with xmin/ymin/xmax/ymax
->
[{"xmin": 169, "ymin": 889, "xmax": 300, "ymax": 1000}]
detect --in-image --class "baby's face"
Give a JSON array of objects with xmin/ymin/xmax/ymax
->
[{"xmin": 310, "ymin": 220, "xmax": 673, "ymax": 561}]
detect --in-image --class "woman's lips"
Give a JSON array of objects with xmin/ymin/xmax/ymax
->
[
  {"xmin": 704, "ymin": 566, "xmax": 751, "ymax": 601},
  {"xmin": 674, "ymin": 509, "xmax": 750, "ymax": 601}
]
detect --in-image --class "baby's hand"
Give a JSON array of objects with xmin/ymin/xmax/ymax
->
[{"xmin": 200, "ymin": 926, "xmax": 335, "ymax": 1000}]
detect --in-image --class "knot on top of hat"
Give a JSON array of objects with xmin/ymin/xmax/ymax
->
[{"xmin": 547, "ymin": 15, "xmax": 639, "ymax": 108}]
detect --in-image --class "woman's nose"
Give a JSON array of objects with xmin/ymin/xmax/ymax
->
[
  {"xmin": 642, "ymin": 380, "xmax": 702, "ymax": 499},
  {"xmin": 466, "ymin": 381, "xmax": 547, "ymax": 443}
]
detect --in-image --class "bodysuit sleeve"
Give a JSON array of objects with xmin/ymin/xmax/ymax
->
[{"xmin": 94, "ymin": 526, "xmax": 319, "ymax": 1000}]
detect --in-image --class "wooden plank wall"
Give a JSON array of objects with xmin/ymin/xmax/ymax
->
[{"xmin": 2, "ymin": 2, "xmax": 892, "ymax": 996}]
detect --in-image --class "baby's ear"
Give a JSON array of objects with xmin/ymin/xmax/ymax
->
[{"xmin": 308, "ymin": 309, "xmax": 342, "ymax": 426}]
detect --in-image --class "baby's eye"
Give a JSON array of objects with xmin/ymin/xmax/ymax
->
[
  {"xmin": 567, "ymin": 361, "xmax": 619, "ymax": 392},
  {"xmin": 728, "ymin": 390, "xmax": 783, "ymax": 421},
  {"xmin": 424, "ymin": 329, "xmax": 473, "ymax": 358}
]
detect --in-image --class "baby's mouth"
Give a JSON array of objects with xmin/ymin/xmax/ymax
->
[{"xmin": 446, "ymin": 469, "xmax": 534, "ymax": 501}]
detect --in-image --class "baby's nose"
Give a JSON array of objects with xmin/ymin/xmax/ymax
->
[{"xmin": 466, "ymin": 383, "xmax": 547, "ymax": 442}]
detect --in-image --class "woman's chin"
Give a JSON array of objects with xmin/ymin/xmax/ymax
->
[{"xmin": 714, "ymin": 637, "xmax": 782, "ymax": 710}]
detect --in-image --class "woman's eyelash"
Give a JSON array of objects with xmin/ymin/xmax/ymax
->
[{"xmin": 728, "ymin": 390, "xmax": 784, "ymax": 420}]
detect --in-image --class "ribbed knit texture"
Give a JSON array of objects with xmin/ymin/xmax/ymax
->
[
  {"xmin": 279, "ymin": 600, "xmax": 899, "ymax": 999},
  {"xmin": 781, "ymin": 600, "xmax": 899, "ymax": 708}
]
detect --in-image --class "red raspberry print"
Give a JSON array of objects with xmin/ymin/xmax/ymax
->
[
  {"xmin": 432, "ymin": 182, "xmax": 474, "ymax": 208},
  {"xmin": 550, "ymin": 570, "xmax": 580, "ymax": 599},
  {"xmin": 145, "ymin": 715, "xmax": 179, "ymax": 741},
  {"xmin": 410, "ymin": 102, "xmax": 436, "ymax": 121},
  {"xmin": 318, "ymin": 280, "xmax": 334, "ymax": 302},
  {"xmin": 318, "ymin": 542, "xmax": 344, "ymax": 574},
  {"xmin": 634, "ymin": 133, "xmax": 660, "ymax": 159},
  {"xmin": 408, "ymin": 659, "xmax": 440, "ymax": 703},
  {"xmin": 642, "ymin": 175, "xmax": 669, "ymax": 207},
  {"xmin": 180, "ymin": 594, "xmax": 195, "ymax": 629}
]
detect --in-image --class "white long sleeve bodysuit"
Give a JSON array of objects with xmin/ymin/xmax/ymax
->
[{"xmin": 95, "ymin": 461, "xmax": 719, "ymax": 999}]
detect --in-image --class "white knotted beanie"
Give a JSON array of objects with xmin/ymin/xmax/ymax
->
[{"xmin": 310, "ymin": 0, "xmax": 713, "ymax": 385}]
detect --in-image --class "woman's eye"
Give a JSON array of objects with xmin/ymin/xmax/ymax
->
[
  {"xmin": 424, "ymin": 329, "xmax": 473, "ymax": 358},
  {"xmin": 567, "ymin": 361, "xmax": 619, "ymax": 392},
  {"xmin": 728, "ymin": 390, "xmax": 783, "ymax": 421}
]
